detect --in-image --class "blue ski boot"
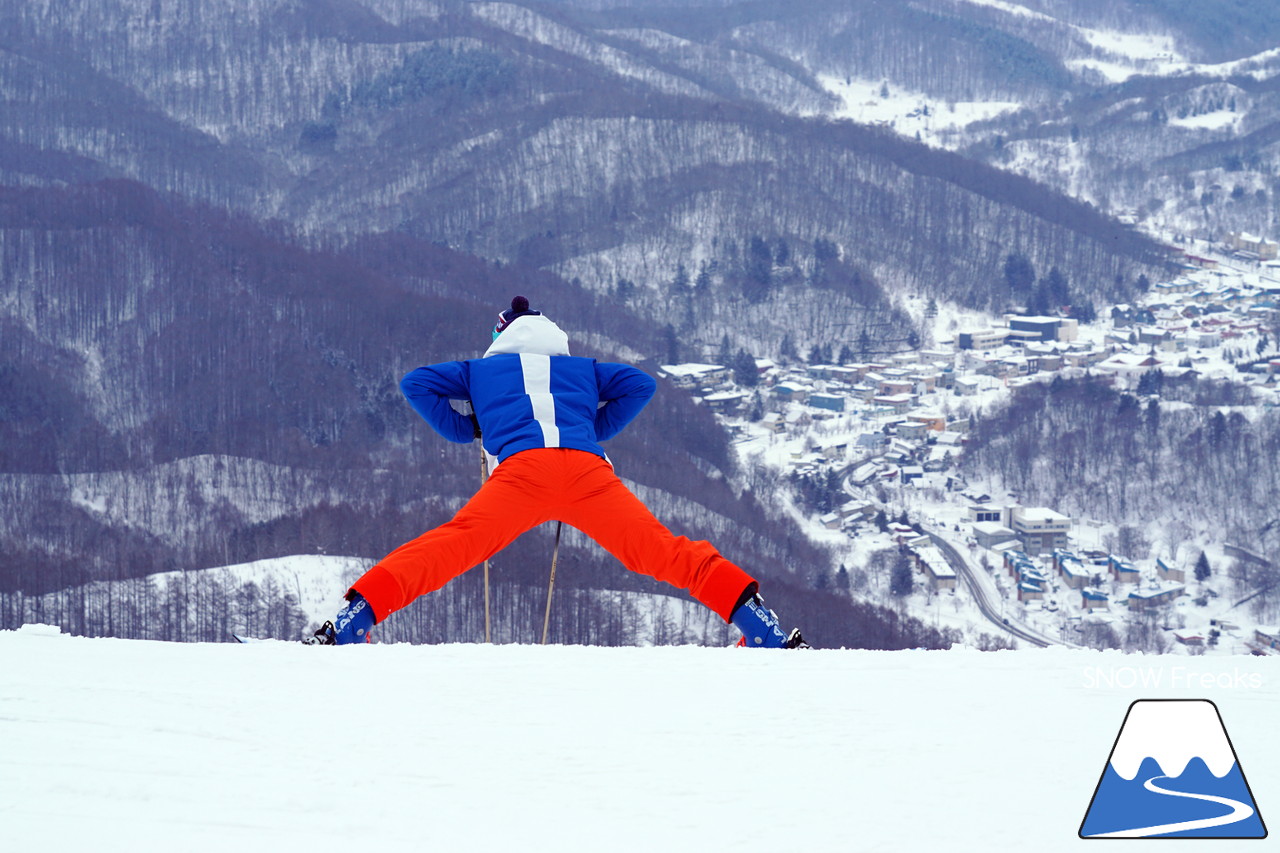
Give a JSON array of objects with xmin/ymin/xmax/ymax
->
[
  {"xmin": 731, "ymin": 593, "xmax": 808, "ymax": 648},
  {"xmin": 307, "ymin": 592, "xmax": 376, "ymax": 645}
]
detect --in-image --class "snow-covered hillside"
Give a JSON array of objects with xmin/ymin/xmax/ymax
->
[{"xmin": 3, "ymin": 625, "xmax": 1277, "ymax": 851}]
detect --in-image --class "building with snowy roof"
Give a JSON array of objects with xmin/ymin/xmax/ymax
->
[
  {"xmin": 815, "ymin": 436, "xmax": 851, "ymax": 459},
  {"xmin": 878, "ymin": 378, "xmax": 915, "ymax": 396},
  {"xmin": 957, "ymin": 328, "xmax": 1010, "ymax": 351},
  {"xmin": 839, "ymin": 500, "xmax": 876, "ymax": 521},
  {"xmin": 911, "ymin": 546, "xmax": 957, "ymax": 592},
  {"xmin": 659, "ymin": 363, "xmax": 729, "ymax": 388},
  {"xmin": 809, "ymin": 392, "xmax": 846, "ymax": 413},
  {"xmin": 849, "ymin": 461, "xmax": 880, "ymax": 486},
  {"xmin": 909, "ymin": 412, "xmax": 947, "ymax": 431},
  {"xmin": 972, "ymin": 517, "xmax": 1013, "ymax": 550},
  {"xmin": 1109, "ymin": 556, "xmax": 1140, "ymax": 584},
  {"xmin": 1095, "ymin": 352, "xmax": 1175, "ymax": 377},
  {"xmin": 1156, "ymin": 559, "xmax": 1185, "ymax": 583},
  {"xmin": 1002, "ymin": 549, "xmax": 1034, "ymax": 575},
  {"xmin": 1018, "ymin": 581, "xmax": 1045, "ymax": 602},
  {"xmin": 923, "ymin": 446, "xmax": 954, "ymax": 472},
  {"xmin": 1172, "ymin": 629, "xmax": 1205, "ymax": 646},
  {"xmin": 703, "ymin": 391, "xmax": 745, "ymax": 413},
  {"xmin": 1007, "ymin": 316, "xmax": 1078, "ymax": 343},
  {"xmin": 1059, "ymin": 558, "xmax": 1093, "ymax": 590},
  {"xmin": 970, "ymin": 505, "xmax": 1006, "ymax": 525},
  {"xmin": 889, "ymin": 524, "xmax": 929, "ymax": 547},
  {"xmin": 1228, "ymin": 232, "xmax": 1279, "ymax": 260},
  {"xmin": 773, "ymin": 382, "xmax": 810, "ymax": 404},
  {"xmin": 872, "ymin": 393, "xmax": 915, "ymax": 414},
  {"xmin": 1126, "ymin": 584, "xmax": 1185, "ymax": 611},
  {"xmin": 1010, "ymin": 507, "xmax": 1070, "ymax": 555},
  {"xmin": 1081, "ymin": 589, "xmax": 1109, "ymax": 610},
  {"xmin": 897, "ymin": 420, "xmax": 929, "ymax": 441}
]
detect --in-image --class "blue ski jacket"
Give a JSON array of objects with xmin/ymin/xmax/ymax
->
[{"xmin": 399, "ymin": 315, "xmax": 656, "ymax": 463}]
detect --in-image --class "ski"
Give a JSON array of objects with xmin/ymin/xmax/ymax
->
[
  {"xmin": 232, "ymin": 633, "xmax": 327, "ymax": 645},
  {"xmin": 733, "ymin": 628, "xmax": 810, "ymax": 649}
]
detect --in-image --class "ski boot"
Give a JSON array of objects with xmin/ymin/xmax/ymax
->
[
  {"xmin": 731, "ymin": 593, "xmax": 808, "ymax": 649},
  {"xmin": 306, "ymin": 592, "xmax": 375, "ymax": 645}
]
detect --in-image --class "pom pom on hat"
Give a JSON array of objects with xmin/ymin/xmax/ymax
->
[{"xmin": 493, "ymin": 295, "xmax": 541, "ymax": 335}]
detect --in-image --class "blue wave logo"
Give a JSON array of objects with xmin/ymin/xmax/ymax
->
[{"xmin": 1080, "ymin": 700, "xmax": 1266, "ymax": 839}]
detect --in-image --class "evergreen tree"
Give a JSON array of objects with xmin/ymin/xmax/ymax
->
[
  {"xmin": 1073, "ymin": 301, "xmax": 1097, "ymax": 324},
  {"xmin": 661, "ymin": 323, "xmax": 680, "ymax": 366},
  {"xmin": 1044, "ymin": 267, "xmax": 1071, "ymax": 309},
  {"xmin": 1027, "ymin": 281, "xmax": 1052, "ymax": 316},
  {"xmin": 890, "ymin": 556, "xmax": 913, "ymax": 597},
  {"xmin": 671, "ymin": 263, "xmax": 690, "ymax": 297},
  {"xmin": 779, "ymin": 333, "xmax": 798, "ymax": 363},
  {"xmin": 732, "ymin": 349, "xmax": 759, "ymax": 387},
  {"xmin": 717, "ymin": 334, "xmax": 733, "ymax": 367},
  {"xmin": 1003, "ymin": 253, "xmax": 1036, "ymax": 300},
  {"xmin": 1210, "ymin": 410, "xmax": 1228, "ymax": 445},
  {"xmin": 695, "ymin": 261, "xmax": 712, "ymax": 292},
  {"xmin": 1144, "ymin": 398, "xmax": 1160, "ymax": 437},
  {"xmin": 745, "ymin": 236, "xmax": 773, "ymax": 304},
  {"xmin": 813, "ymin": 238, "xmax": 839, "ymax": 264},
  {"xmin": 774, "ymin": 239, "xmax": 791, "ymax": 267},
  {"xmin": 835, "ymin": 565, "xmax": 850, "ymax": 595},
  {"xmin": 615, "ymin": 277, "xmax": 636, "ymax": 304},
  {"xmin": 1136, "ymin": 369, "xmax": 1164, "ymax": 396},
  {"xmin": 1194, "ymin": 552, "xmax": 1212, "ymax": 582},
  {"xmin": 808, "ymin": 342, "xmax": 832, "ymax": 364},
  {"xmin": 838, "ymin": 344, "xmax": 855, "ymax": 364}
]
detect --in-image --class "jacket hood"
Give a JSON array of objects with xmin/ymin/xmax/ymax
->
[{"xmin": 483, "ymin": 314, "xmax": 571, "ymax": 358}]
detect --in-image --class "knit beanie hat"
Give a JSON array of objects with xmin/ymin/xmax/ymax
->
[{"xmin": 493, "ymin": 295, "xmax": 542, "ymax": 336}]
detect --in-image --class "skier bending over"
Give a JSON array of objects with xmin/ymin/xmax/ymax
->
[{"xmin": 311, "ymin": 296, "xmax": 805, "ymax": 649}]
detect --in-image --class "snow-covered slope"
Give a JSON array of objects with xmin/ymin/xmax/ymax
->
[{"xmin": 3, "ymin": 626, "xmax": 1277, "ymax": 851}]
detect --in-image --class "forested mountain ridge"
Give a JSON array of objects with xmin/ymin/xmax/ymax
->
[
  {"xmin": 0, "ymin": 0, "xmax": 1174, "ymax": 358},
  {"xmin": 959, "ymin": 373, "xmax": 1280, "ymax": 610}
]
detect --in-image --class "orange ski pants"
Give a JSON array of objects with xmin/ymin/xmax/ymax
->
[{"xmin": 350, "ymin": 448, "xmax": 757, "ymax": 624}]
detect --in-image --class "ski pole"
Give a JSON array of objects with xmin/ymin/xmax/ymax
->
[
  {"xmin": 474, "ymin": 416, "xmax": 492, "ymax": 645},
  {"xmin": 541, "ymin": 521, "xmax": 563, "ymax": 645}
]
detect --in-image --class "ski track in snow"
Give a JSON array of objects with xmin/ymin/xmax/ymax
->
[{"xmin": 3, "ymin": 628, "xmax": 1279, "ymax": 851}]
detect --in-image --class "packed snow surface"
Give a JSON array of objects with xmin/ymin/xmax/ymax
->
[{"xmin": 3, "ymin": 627, "xmax": 1277, "ymax": 851}]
